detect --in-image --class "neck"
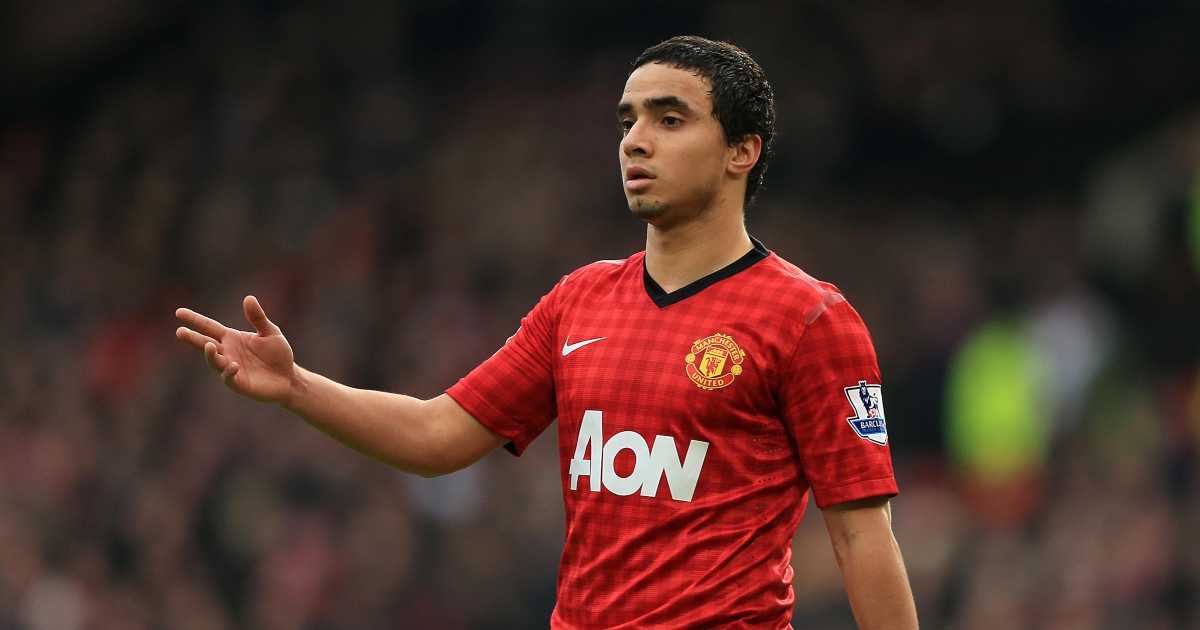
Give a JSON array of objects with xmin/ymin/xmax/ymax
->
[{"xmin": 644, "ymin": 197, "xmax": 753, "ymax": 294}]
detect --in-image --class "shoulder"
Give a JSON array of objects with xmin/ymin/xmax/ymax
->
[
  {"xmin": 754, "ymin": 255, "xmax": 876, "ymax": 365},
  {"xmin": 568, "ymin": 255, "xmax": 635, "ymax": 278},
  {"xmin": 554, "ymin": 254, "xmax": 640, "ymax": 293},
  {"xmin": 751, "ymin": 256, "xmax": 878, "ymax": 374},
  {"xmin": 531, "ymin": 254, "xmax": 639, "ymax": 316},
  {"xmin": 747, "ymin": 253, "xmax": 850, "ymax": 327}
]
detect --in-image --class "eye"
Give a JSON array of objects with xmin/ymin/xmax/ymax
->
[
  {"xmin": 619, "ymin": 119, "xmax": 634, "ymax": 133},
  {"xmin": 662, "ymin": 116, "xmax": 682, "ymax": 127}
]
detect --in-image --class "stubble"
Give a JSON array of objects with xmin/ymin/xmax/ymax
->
[{"xmin": 628, "ymin": 197, "xmax": 670, "ymax": 222}]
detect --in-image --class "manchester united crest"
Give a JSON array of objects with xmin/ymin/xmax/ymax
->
[{"xmin": 685, "ymin": 333, "xmax": 746, "ymax": 390}]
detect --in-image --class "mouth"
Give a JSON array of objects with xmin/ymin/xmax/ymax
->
[{"xmin": 625, "ymin": 166, "xmax": 656, "ymax": 192}]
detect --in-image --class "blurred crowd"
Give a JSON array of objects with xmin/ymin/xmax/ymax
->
[{"xmin": 2, "ymin": 1, "xmax": 1200, "ymax": 629}]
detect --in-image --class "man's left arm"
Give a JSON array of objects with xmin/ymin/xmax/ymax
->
[{"xmin": 821, "ymin": 495, "xmax": 918, "ymax": 630}]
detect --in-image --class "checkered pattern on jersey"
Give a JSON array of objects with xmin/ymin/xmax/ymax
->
[{"xmin": 447, "ymin": 249, "xmax": 897, "ymax": 630}]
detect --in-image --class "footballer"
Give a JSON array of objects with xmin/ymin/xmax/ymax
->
[{"xmin": 176, "ymin": 36, "xmax": 919, "ymax": 629}]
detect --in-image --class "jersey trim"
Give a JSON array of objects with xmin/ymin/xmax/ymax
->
[
  {"xmin": 643, "ymin": 235, "xmax": 771, "ymax": 308},
  {"xmin": 445, "ymin": 381, "xmax": 525, "ymax": 456},
  {"xmin": 811, "ymin": 476, "xmax": 899, "ymax": 509}
]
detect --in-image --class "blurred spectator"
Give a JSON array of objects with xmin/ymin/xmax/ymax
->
[{"xmin": 945, "ymin": 316, "xmax": 1051, "ymax": 529}]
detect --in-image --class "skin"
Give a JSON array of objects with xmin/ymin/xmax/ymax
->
[
  {"xmin": 618, "ymin": 64, "xmax": 916, "ymax": 629},
  {"xmin": 824, "ymin": 496, "xmax": 920, "ymax": 630},
  {"xmin": 175, "ymin": 297, "xmax": 504, "ymax": 477},
  {"xmin": 175, "ymin": 61, "xmax": 917, "ymax": 628},
  {"xmin": 618, "ymin": 62, "xmax": 759, "ymax": 292}
]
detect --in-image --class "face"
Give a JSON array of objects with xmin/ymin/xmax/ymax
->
[{"xmin": 617, "ymin": 63, "xmax": 733, "ymax": 228}]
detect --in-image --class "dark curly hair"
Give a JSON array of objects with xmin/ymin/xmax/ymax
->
[{"xmin": 633, "ymin": 36, "xmax": 776, "ymax": 205}]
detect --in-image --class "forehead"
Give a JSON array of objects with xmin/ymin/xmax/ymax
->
[{"xmin": 621, "ymin": 63, "xmax": 712, "ymax": 113}]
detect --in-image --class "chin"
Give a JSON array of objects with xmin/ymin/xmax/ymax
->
[{"xmin": 628, "ymin": 197, "xmax": 670, "ymax": 222}]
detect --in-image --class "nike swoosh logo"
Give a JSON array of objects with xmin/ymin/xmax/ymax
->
[{"xmin": 562, "ymin": 336, "xmax": 607, "ymax": 356}]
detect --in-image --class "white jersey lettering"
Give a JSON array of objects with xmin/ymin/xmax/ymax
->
[
  {"xmin": 569, "ymin": 409, "xmax": 709, "ymax": 502},
  {"xmin": 640, "ymin": 435, "xmax": 709, "ymax": 502},
  {"xmin": 569, "ymin": 410, "xmax": 604, "ymax": 491}
]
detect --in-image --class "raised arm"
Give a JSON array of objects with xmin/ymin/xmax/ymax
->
[
  {"xmin": 821, "ymin": 496, "xmax": 919, "ymax": 630},
  {"xmin": 282, "ymin": 368, "xmax": 506, "ymax": 476},
  {"xmin": 175, "ymin": 295, "xmax": 507, "ymax": 476}
]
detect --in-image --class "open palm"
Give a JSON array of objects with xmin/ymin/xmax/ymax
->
[{"xmin": 175, "ymin": 296, "xmax": 295, "ymax": 405}]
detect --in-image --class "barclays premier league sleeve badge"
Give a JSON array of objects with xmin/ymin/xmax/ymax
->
[{"xmin": 844, "ymin": 380, "xmax": 888, "ymax": 445}]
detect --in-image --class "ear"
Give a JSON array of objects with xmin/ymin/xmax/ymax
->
[{"xmin": 726, "ymin": 134, "xmax": 762, "ymax": 177}]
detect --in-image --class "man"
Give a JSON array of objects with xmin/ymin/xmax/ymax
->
[{"xmin": 176, "ymin": 36, "xmax": 918, "ymax": 629}]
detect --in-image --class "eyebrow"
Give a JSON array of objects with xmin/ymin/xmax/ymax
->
[{"xmin": 616, "ymin": 95, "xmax": 694, "ymax": 117}]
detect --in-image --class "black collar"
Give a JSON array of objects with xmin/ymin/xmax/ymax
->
[{"xmin": 643, "ymin": 236, "xmax": 770, "ymax": 308}]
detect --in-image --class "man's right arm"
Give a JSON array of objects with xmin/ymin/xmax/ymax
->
[
  {"xmin": 283, "ymin": 367, "xmax": 508, "ymax": 477},
  {"xmin": 175, "ymin": 295, "xmax": 508, "ymax": 477}
]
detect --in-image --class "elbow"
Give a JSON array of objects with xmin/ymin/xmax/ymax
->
[
  {"xmin": 413, "ymin": 466, "xmax": 449, "ymax": 479},
  {"xmin": 407, "ymin": 456, "xmax": 464, "ymax": 478},
  {"xmin": 404, "ymin": 402, "xmax": 455, "ymax": 478},
  {"xmin": 828, "ymin": 531, "xmax": 855, "ymax": 567}
]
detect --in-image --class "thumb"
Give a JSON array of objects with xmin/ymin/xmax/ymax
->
[{"xmin": 243, "ymin": 295, "xmax": 281, "ymax": 335}]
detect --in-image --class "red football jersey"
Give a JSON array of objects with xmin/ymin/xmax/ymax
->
[{"xmin": 447, "ymin": 238, "xmax": 897, "ymax": 629}]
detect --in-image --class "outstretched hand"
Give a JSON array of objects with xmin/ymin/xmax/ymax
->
[{"xmin": 175, "ymin": 296, "xmax": 296, "ymax": 405}]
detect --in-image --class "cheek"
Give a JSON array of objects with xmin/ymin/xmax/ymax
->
[{"xmin": 673, "ymin": 136, "xmax": 727, "ymax": 182}]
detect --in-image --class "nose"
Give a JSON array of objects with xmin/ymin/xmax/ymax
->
[{"xmin": 621, "ymin": 118, "xmax": 652, "ymax": 158}]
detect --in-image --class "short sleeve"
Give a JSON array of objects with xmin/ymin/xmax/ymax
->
[
  {"xmin": 446, "ymin": 280, "xmax": 560, "ymax": 456},
  {"xmin": 779, "ymin": 300, "xmax": 898, "ymax": 508}
]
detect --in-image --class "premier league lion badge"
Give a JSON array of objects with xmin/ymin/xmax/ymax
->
[{"xmin": 844, "ymin": 380, "xmax": 888, "ymax": 445}]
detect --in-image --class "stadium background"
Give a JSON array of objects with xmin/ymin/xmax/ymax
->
[{"xmin": 2, "ymin": 0, "xmax": 1200, "ymax": 628}]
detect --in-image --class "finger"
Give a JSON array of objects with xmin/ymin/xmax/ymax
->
[
  {"xmin": 176, "ymin": 327, "xmax": 218, "ymax": 352},
  {"xmin": 204, "ymin": 341, "xmax": 230, "ymax": 372},
  {"xmin": 243, "ymin": 296, "xmax": 280, "ymax": 336},
  {"xmin": 221, "ymin": 362, "xmax": 240, "ymax": 387},
  {"xmin": 176, "ymin": 308, "xmax": 229, "ymax": 340}
]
